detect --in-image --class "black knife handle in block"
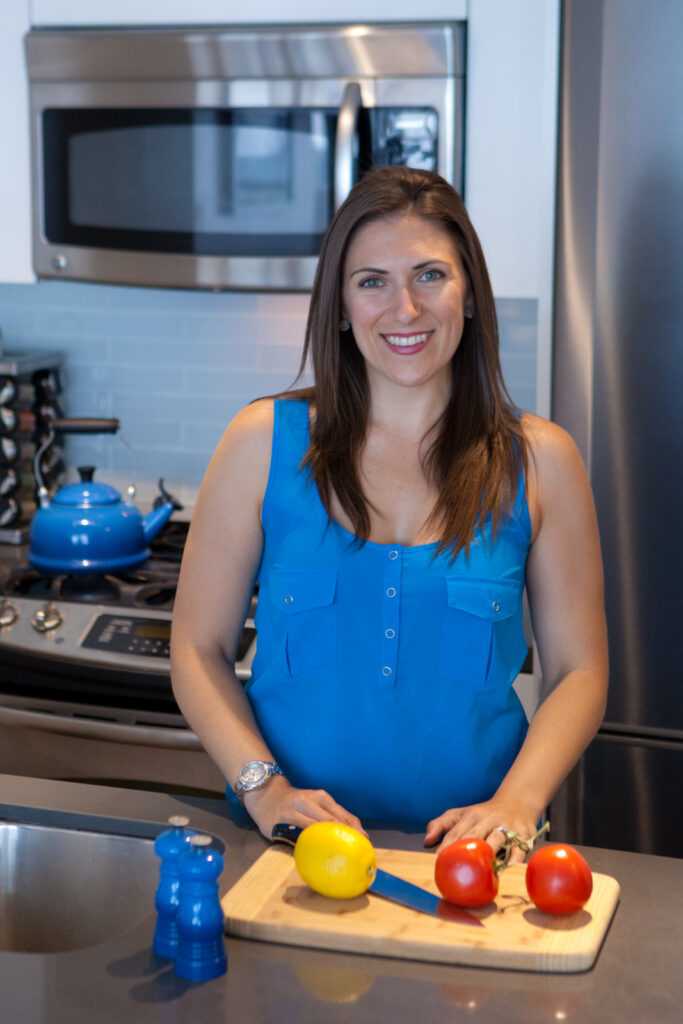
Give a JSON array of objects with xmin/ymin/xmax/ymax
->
[
  {"xmin": 272, "ymin": 823, "xmax": 303, "ymax": 846},
  {"xmin": 51, "ymin": 417, "xmax": 120, "ymax": 435}
]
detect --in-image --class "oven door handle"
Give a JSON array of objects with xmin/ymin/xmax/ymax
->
[
  {"xmin": 334, "ymin": 81, "xmax": 362, "ymax": 211},
  {"xmin": 0, "ymin": 705, "xmax": 204, "ymax": 750}
]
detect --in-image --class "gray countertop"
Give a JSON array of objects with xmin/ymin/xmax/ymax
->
[{"xmin": 1, "ymin": 773, "xmax": 681, "ymax": 1023}]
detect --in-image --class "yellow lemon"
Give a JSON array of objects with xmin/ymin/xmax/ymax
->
[{"xmin": 294, "ymin": 822, "xmax": 377, "ymax": 899}]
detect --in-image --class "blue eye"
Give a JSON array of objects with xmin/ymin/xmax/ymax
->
[
  {"xmin": 360, "ymin": 277, "xmax": 383, "ymax": 288},
  {"xmin": 420, "ymin": 269, "xmax": 443, "ymax": 282}
]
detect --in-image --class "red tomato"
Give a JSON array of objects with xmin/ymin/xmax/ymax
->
[
  {"xmin": 434, "ymin": 839, "xmax": 499, "ymax": 907},
  {"xmin": 526, "ymin": 844, "xmax": 593, "ymax": 915}
]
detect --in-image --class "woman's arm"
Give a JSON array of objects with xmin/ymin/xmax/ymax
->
[
  {"xmin": 424, "ymin": 415, "xmax": 608, "ymax": 860},
  {"xmin": 170, "ymin": 399, "xmax": 364, "ymax": 839}
]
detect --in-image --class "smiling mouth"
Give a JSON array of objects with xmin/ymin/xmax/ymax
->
[{"xmin": 382, "ymin": 331, "xmax": 433, "ymax": 349}]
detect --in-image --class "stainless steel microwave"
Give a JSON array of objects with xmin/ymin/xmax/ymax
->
[{"xmin": 25, "ymin": 23, "xmax": 466, "ymax": 291}]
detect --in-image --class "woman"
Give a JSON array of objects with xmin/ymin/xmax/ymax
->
[{"xmin": 171, "ymin": 166, "xmax": 607, "ymax": 863}]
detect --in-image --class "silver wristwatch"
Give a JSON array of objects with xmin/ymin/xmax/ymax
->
[{"xmin": 234, "ymin": 760, "xmax": 283, "ymax": 805}]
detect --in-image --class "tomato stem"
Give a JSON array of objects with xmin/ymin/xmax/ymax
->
[{"xmin": 494, "ymin": 821, "xmax": 550, "ymax": 874}]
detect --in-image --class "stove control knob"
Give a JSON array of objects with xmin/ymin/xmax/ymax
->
[
  {"xmin": 0, "ymin": 600, "xmax": 18, "ymax": 628},
  {"xmin": 30, "ymin": 603, "xmax": 63, "ymax": 633}
]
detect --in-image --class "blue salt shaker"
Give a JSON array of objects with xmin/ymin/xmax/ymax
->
[
  {"xmin": 153, "ymin": 815, "xmax": 194, "ymax": 958},
  {"xmin": 175, "ymin": 834, "xmax": 227, "ymax": 982}
]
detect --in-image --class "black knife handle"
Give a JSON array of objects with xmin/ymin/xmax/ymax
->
[{"xmin": 272, "ymin": 823, "xmax": 303, "ymax": 846}]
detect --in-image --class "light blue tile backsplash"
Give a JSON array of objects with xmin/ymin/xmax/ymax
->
[{"xmin": 0, "ymin": 280, "xmax": 536, "ymax": 509}]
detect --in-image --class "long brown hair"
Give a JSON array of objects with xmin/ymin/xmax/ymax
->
[{"xmin": 293, "ymin": 165, "xmax": 528, "ymax": 558}]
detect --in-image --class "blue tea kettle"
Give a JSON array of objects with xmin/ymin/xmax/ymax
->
[{"xmin": 29, "ymin": 418, "xmax": 181, "ymax": 575}]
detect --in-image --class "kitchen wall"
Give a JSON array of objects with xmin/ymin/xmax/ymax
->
[
  {"xmin": 0, "ymin": 0, "xmax": 555, "ymax": 510},
  {"xmin": 0, "ymin": 281, "xmax": 536, "ymax": 508}
]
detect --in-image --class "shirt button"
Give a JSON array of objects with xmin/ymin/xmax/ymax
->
[
  {"xmin": 388, "ymin": 549, "xmax": 399, "ymax": 560},
  {"xmin": 385, "ymin": 587, "xmax": 397, "ymax": 598},
  {"xmin": 284, "ymin": 594, "xmax": 294, "ymax": 606},
  {"xmin": 382, "ymin": 666, "xmax": 392, "ymax": 677},
  {"xmin": 385, "ymin": 628, "xmax": 396, "ymax": 639},
  {"xmin": 492, "ymin": 601, "xmax": 500, "ymax": 612}
]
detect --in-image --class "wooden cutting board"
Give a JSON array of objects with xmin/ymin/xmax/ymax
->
[{"xmin": 222, "ymin": 846, "xmax": 620, "ymax": 973}]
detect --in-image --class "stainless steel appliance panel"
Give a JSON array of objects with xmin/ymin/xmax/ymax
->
[
  {"xmin": 25, "ymin": 23, "xmax": 465, "ymax": 81},
  {"xmin": 26, "ymin": 23, "xmax": 465, "ymax": 291},
  {"xmin": 0, "ymin": 521, "xmax": 252, "ymax": 798},
  {"xmin": 551, "ymin": 0, "xmax": 683, "ymax": 856},
  {"xmin": 576, "ymin": 733, "xmax": 682, "ymax": 859}
]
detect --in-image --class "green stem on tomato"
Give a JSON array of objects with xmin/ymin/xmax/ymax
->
[{"xmin": 494, "ymin": 821, "xmax": 550, "ymax": 874}]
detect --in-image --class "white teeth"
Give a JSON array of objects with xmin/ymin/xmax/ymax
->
[{"xmin": 384, "ymin": 332, "xmax": 430, "ymax": 347}]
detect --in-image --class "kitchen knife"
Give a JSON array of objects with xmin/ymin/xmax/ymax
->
[{"xmin": 271, "ymin": 823, "xmax": 484, "ymax": 928}]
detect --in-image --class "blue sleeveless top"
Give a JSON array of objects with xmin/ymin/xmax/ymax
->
[{"xmin": 244, "ymin": 399, "xmax": 531, "ymax": 827}]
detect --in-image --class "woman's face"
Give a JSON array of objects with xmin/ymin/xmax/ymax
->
[{"xmin": 341, "ymin": 213, "xmax": 471, "ymax": 398}]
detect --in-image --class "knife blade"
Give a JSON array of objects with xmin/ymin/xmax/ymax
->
[{"xmin": 271, "ymin": 823, "xmax": 484, "ymax": 928}]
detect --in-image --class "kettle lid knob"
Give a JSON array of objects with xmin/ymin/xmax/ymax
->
[{"xmin": 78, "ymin": 466, "xmax": 95, "ymax": 482}]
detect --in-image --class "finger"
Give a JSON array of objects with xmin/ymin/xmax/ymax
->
[
  {"xmin": 506, "ymin": 845, "xmax": 527, "ymax": 865},
  {"xmin": 436, "ymin": 825, "xmax": 467, "ymax": 851},
  {"xmin": 291, "ymin": 794, "xmax": 334, "ymax": 821},
  {"xmin": 291, "ymin": 792, "xmax": 366, "ymax": 834},
  {"xmin": 487, "ymin": 824, "xmax": 511, "ymax": 847},
  {"xmin": 440, "ymin": 813, "xmax": 481, "ymax": 844},
  {"xmin": 440, "ymin": 815, "xmax": 501, "ymax": 850},
  {"xmin": 260, "ymin": 809, "xmax": 315, "ymax": 841},
  {"xmin": 424, "ymin": 809, "xmax": 462, "ymax": 846},
  {"xmin": 316, "ymin": 792, "xmax": 367, "ymax": 834}
]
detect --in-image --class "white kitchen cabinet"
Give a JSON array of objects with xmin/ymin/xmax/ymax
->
[
  {"xmin": 30, "ymin": 1, "xmax": 467, "ymax": 25},
  {"xmin": 1, "ymin": 0, "xmax": 33, "ymax": 283}
]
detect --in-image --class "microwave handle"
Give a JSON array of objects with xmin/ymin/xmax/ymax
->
[{"xmin": 334, "ymin": 82, "xmax": 363, "ymax": 211}]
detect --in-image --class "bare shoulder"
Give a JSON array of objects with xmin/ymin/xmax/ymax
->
[
  {"xmin": 221, "ymin": 397, "xmax": 274, "ymax": 447},
  {"xmin": 520, "ymin": 413, "xmax": 592, "ymax": 535},
  {"xmin": 521, "ymin": 412, "xmax": 586, "ymax": 477},
  {"xmin": 199, "ymin": 399, "xmax": 275, "ymax": 507},
  {"xmin": 211, "ymin": 399, "xmax": 274, "ymax": 466}
]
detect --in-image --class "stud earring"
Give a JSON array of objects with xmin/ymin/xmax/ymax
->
[
  {"xmin": 339, "ymin": 318, "xmax": 351, "ymax": 332},
  {"xmin": 464, "ymin": 305, "xmax": 474, "ymax": 319}
]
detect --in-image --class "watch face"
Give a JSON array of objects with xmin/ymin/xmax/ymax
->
[{"xmin": 241, "ymin": 761, "xmax": 268, "ymax": 787}]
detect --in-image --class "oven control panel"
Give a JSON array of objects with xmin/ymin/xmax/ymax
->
[
  {"xmin": 81, "ymin": 614, "xmax": 171, "ymax": 659},
  {"xmin": 0, "ymin": 598, "xmax": 256, "ymax": 680}
]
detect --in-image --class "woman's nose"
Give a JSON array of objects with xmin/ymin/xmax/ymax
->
[{"xmin": 393, "ymin": 286, "xmax": 420, "ymax": 322}]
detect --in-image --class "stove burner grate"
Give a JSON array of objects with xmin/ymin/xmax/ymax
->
[
  {"xmin": 149, "ymin": 520, "xmax": 189, "ymax": 562},
  {"xmin": 3, "ymin": 567, "xmax": 179, "ymax": 610},
  {"xmin": 1, "ymin": 519, "xmax": 188, "ymax": 610},
  {"xmin": 60, "ymin": 573, "xmax": 121, "ymax": 604}
]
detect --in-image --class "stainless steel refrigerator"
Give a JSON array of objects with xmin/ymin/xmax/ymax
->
[{"xmin": 550, "ymin": 0, "xmax": 683, "ymax": 858}]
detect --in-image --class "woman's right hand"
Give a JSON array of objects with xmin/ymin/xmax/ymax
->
[{"xmin": 243, "ymin": 774, "xmax": 367, "ymax": 840}]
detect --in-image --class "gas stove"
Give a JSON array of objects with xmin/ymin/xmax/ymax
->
[
  {"xmin": 0, "ymin": 519, "xmax": 256, "ymax": 712},
  {"xmin": 0, "ymin": 517, "xmax": 252, "ymax": 797}
]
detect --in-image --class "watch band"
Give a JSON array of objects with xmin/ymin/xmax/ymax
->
[{"xmin": 234, "ymin": 760, "xmax": 283, "ymax": 805}]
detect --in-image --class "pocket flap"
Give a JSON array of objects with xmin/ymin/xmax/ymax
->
[
  {"xmin": 445, "ymin": 576, "xmax": 520, "ymax": 621},
  {"xmin": 270, "ymin": 568, "xmax": 338, "ymax": 614}
]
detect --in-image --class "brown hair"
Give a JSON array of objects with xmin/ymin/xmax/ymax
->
[{"xmin": 293, "ymin": 165, "xmax": 528, "ymax": 558}]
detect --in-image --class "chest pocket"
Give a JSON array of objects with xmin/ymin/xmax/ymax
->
[
  {"xmin": 438, "ymin": 576, "xmax": 526, "ymax": 690},
  {"xmin": 268, "ymin": 568, "xmax": 338, "ymax": 678}
]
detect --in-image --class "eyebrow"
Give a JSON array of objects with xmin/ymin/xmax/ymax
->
[
  {"xmin": 349, "ymin": 259, "xmax": 447, "ymax": 278},
  {"xmin": 349, "ymin": 266, "xmax": 387, "ymax": 277}
]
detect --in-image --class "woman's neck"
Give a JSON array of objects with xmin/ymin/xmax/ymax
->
[{"xmin": 367, "ymin": 377, "xmax": 451, "ymax": 444}]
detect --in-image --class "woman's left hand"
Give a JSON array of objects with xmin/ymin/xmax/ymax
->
[{"xmin": 424, "ymin": 798, "xmax": 543, "ymax": 864}]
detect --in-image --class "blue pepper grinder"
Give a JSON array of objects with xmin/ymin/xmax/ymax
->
[
  {"xmin": 175, "ymin": 834, "xmax": 227, "ymax": 982},
  {"xmin": 153, "ymin": 815, "xmax": 194, "ymax": 958}
]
